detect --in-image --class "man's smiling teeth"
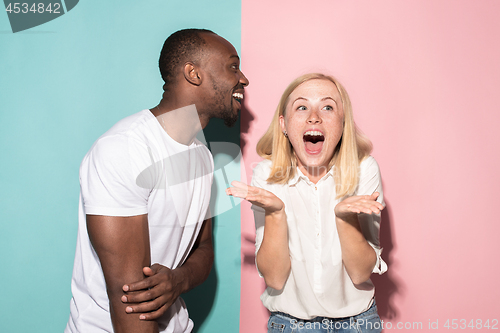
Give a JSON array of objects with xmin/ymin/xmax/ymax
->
[
  {"xmin": 232, "ymin": 93, "xmax": 243, "ymax": 100},
  {"xmin": 304, "ymin": 130, "xmax": 323, "ymax": 136}
]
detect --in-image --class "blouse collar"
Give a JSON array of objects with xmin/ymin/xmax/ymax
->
[{"xmin": 288, "ymin": 166, "xmax": 335, "ymax": 186}]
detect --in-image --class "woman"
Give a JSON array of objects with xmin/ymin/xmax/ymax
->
[{"xmin": 227, "ymin": 73, "xmax": 387, "ymax": 332}]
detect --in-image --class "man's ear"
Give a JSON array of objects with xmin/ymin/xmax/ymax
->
[{"xmin": 183, "ymin": 62, "xmax": 202, "ymax": 86}]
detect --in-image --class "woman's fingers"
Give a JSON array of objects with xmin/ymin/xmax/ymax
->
[
  {"xmin": 230, "ymin": 180, "xmax": 248, "ymax": 189},
  {"xmin": 336, "ymin": 193, "xmax": 384, "ymax": 216},
  {"xmin": 226, "ymin": 181, "xmax": 264, "ymax": 199},
  {"xmin": 348, "ymin": 202, "xmax": 383, "ymax": 215},
  {"xmin": 226, "ymin": 187, "xmax": 248, "ymax": 198},
  {"xmin": 226, "ymin": 181, "xmax": 284, "ymax": 213}
]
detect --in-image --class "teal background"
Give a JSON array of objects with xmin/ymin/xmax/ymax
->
[{"xmin": 0, "ymin": 1, "xmax": 242, "ymax": 331}]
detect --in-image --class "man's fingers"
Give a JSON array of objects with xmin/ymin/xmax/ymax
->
[
  {"xmin": 124, "ymin": 296, "xmax": 171, "ymax": 317},
  {"xmin": 145, "ymin": 263, "xmax": 164, "ymax": 275},
  {"xmin": 138, "ymin": 304, "xmax": 169, "ymax": 320},
  {"xmin": 122, "ymin": 276, "xmax": 156, "ymax": 292},
  {"xmin": 143, "ymin": 266, "xmax": 154, "ymax": 276},
  {"xmin": 122, "ymin": 285, "xmax": 164, "ymax": 303}
]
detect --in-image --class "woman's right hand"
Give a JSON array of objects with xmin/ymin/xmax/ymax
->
[
  {"xmin": 227, "ymin": 180, "xmax": 290, "ymax": 290},
  {"xmin": 226, "ymin": 180, "xmax": 284, "ymax": 215}
]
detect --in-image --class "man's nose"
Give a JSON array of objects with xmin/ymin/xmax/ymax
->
[{"xmin": 239, "ymin": 71, "xmax": 249, "ymax": 87}]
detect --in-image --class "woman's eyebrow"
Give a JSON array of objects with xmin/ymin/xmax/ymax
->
[{"xmin": 321, "ymin": 97, "xmax": 338, "ymax": 105}]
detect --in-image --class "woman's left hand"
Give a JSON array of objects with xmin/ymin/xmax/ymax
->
[{"xmin": 334, "ymin": 192, "xmax": 384, "ymax": 221}]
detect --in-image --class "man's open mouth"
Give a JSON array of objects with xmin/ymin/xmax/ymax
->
[
  {"xmin": 232, "ymin": 92, "xmax": 243, "ymax": 103},
  {"xmin": 303, "ymin": 130, "xmax": 324, "ymax": 154}
]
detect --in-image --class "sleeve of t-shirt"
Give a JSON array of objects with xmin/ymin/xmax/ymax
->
[
  {"xmin": 80, "ymin": 134, "xmax": 151, "ymax": 217},
  {"xmin": 250, "ymin": 161, "xmax": 269, "ymax": 277},
  {"xmin": 357, "ymin": 156, "xmax": 388, "ymax": 275}
]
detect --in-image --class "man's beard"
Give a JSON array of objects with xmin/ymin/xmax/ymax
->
[
  {"xmin": 221, "ymin": 108, "xmax": 238, "ymax": 127},
  {"xmin": 209, "ymin": 81, "xmax": 239, "ymax": 127}
]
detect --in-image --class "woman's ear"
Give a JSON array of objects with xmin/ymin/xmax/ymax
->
[
  {"xmin": 183, "ymin": 62, "xmax": 202, "ymax": 86},
  {"xmin": 279, "ymin": 115, "xmax": 286, "ymax": 134}
]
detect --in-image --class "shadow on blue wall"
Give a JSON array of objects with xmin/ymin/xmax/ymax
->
[{"xmin": 183, "ymin": 117, "xmax": 241, "ymax": 331}]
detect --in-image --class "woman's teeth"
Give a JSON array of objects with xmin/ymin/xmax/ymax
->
[
  {"xmin": 303, "ymin": 131, "xmax": 325, "ymax": 145},
  {"xmin": 304, "ymin": 130, "xmax": 323, "ymax": 136}
]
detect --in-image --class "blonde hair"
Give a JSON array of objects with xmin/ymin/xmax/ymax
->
[{"xmin": 256, "ymin": 73, "xmax": 372, "ymax": 199}]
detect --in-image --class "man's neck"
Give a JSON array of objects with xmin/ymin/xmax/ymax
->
[{"xmin": 153, "ymin": 103, "xmax": 203, "ymax": 146}]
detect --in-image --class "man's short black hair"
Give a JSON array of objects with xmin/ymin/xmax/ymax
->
[{"xmin": 159, "ymin": 28, "xmax": 215, "ymax": 88}]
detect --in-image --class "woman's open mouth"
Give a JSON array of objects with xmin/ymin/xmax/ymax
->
[{"xmin": 303, "ymin": 130, "xmax": 324, "ymax": 154}]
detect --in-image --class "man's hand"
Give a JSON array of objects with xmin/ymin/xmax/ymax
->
[
  {"xmin": 121, "ymin": 264, "xmax": 186, "ymax": 320},
  {"xmin": 120, "ymin": 217, "xmax": 213, "ymax": 321}
]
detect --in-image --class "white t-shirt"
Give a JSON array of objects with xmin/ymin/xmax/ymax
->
[
  {"xmin": 66, "ymin": 109, "xmax": 214, "ymax": 333},
  {"xmin": 252, "ymin": 156, "xmax": 387, "ymax": 320}
]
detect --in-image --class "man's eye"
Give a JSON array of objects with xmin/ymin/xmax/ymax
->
[{"xmin": 231, "ymin": 64, "xmax": 239, "ymax": 70}]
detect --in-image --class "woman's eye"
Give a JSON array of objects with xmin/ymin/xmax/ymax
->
[
  {"xmin": 297, "ymin": 105, "xmax": 307, "ymax": 111},
  {"xmin": 323, "ymin": 105, "xmax": 333, "ymax": 111}
]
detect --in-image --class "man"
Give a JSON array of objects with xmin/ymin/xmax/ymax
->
[{"xmin": 65, "ymin": 29, "xmax": 249, "ymax": 333}]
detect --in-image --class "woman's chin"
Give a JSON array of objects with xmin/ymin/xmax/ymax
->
[
  {"xmin": 297, "ymin": 155, "xmax": 328, "ymax": 170},
  {"xmin": 296, "ymin": 146, "xmax": 334, "ymax": 172}
]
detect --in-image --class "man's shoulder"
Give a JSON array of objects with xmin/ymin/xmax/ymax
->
[
  {"xmin": 99, "ymin": 110, "xmax": 153, "ymax": 140},
  {"xmin": 82, "ymin": 110, "xmax": 155, "ymax": 166}
]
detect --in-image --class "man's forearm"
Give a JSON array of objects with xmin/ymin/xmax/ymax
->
[
  {"xmin": 175, "ymin": 220, "xmax": 214, "ymax": 294},
  {"xmin": 109, "ymin": 288, "xmax": 159, "ymax": 333},
  {"xmin": 87, "ymin": 214, "xmax": 159, "ymax": 332}
]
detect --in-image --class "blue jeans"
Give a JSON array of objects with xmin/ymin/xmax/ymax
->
[{"xmin": 267, "ymin": 301, "xmax": 382, "ymax": 333}]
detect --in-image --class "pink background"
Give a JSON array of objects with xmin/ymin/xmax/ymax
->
[{"xmin": 239, "ymin": 0, "xmax": 500, "ymax": 331}]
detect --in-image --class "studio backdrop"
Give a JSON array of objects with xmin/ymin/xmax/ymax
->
[{"xmin": 1, "ymin": 1, "xmax": 499, "ymax": 332}]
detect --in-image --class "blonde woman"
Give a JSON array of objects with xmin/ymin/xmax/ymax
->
[{"xmin": 227, "ymin": 73, "xmax": 387, "ymax": 332}]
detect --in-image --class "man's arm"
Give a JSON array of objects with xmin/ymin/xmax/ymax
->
[
  {"xmin": 121, "ymin": 218, "xmax": 214, "ymax": 320},
  {"xmin": 87, "ymin": 214, "xmax": 159, "ymax": 333}
]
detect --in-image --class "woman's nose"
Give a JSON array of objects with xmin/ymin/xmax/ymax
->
[{"xmin": 307, "ymin": 110, "xmax": 321, "ymax": 124}]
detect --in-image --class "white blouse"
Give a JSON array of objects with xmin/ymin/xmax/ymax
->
[{"xmin": 252, "ymin": 156, "xmax": 387, "ymax": 320}]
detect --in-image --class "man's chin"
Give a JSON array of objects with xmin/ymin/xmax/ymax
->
[
  {"xmin": 222, "ymin": 108, "xmax": 239, "ymax": 127},
  {"xmin": 223, "ymin": 116, "xmax": 238, "ymax": 127}
]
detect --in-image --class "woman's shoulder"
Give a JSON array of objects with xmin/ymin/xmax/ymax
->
[
  {"xmin": 250, "ymin": 159, "xmax": 273, "ymax": 187},
  {"xmin": 360, "ymin": 155, "xmax": 379, "ymax": 170},
  {"xmin": 359, "ymin": 155, "xmax": 381, "ymax": 180},
  {"xmin": 252, "ymin": 159, "xmax": 272, "ymax": 176}
]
